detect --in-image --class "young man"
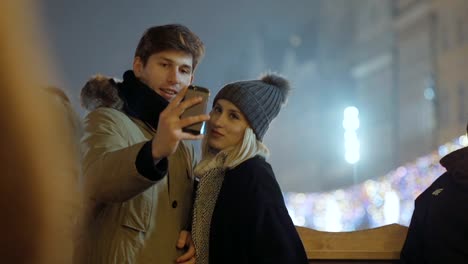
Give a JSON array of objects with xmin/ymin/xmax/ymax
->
[
  {"xmin": 80, "ymin": 24, "xmax": 209, "ymax": 264},
  {"xmin": 400, "ymin": 123, "xmax": 468, "ymax": 263}
]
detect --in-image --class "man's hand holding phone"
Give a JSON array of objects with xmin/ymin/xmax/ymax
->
[
  {"xmin": 180, "ymin": 85, "xmax": 210, "ymax": 135},
  {"xmin": 152, "ymin": 85, "xmax": 210, "ymax": 160}
]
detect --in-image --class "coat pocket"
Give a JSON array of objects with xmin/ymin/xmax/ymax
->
[{"xmin": 120, "ymin": 187, "xmax": 153, "ymax": 232}]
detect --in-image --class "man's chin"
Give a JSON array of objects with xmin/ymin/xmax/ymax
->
[{"xmin": 164, "ymin": 95, "xmax": 176, "ymax": 101}]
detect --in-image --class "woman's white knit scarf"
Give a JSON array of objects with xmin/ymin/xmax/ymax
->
[
  {"xmin": 191, "ymin": 128, "xmax": 269, "ymax": 264},
  {"xmin": 191, "ymin": 153, "xmax": 226, "ymax": 264}
]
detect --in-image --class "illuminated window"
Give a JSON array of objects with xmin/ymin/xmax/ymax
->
[
  {"xmin": 439, "ymin": 93, "xmax": 449, "ymax": 127},
  {"xmin": 459, "ymin": 82, "xmax": 466, "ymax": 123},
  {"xmin": 457, "ymin": 17, "xmax": 464, "ymax": 45}
]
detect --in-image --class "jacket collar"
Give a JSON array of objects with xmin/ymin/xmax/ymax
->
[
  {"xmin": 117, "ymin": 70, "xmax": 168, "ymax": 130},
  {"xmin": 440, "ymin": 146, "xmax": 468, "ymax": 186}
]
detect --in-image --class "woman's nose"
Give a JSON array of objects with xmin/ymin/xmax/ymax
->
[{"xmin": 211, "ymin": 114, "xmax": 224, "ymax": 127}]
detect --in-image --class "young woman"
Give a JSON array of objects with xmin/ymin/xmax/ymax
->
[{"xmin": 192, "ymin": 74, "xmax": 308, "ymax": 264}]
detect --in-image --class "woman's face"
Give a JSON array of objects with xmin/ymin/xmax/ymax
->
[{"xmin": 207, "ymin": 99, "xmax": 250, "ymax": 152}]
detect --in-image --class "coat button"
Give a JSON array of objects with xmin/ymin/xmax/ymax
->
[{"xmin": 172, "ymin": 200, "xmax": 178, "ymax": 208}]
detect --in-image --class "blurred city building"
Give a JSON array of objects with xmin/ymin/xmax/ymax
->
[
  {"xmin": 393, "ymin": 0, "xmax": 436, "ymax": 167},
  {"xmin": 432, "ymin": 0, "xmax": 468, "ymax": 143},
  {"xmin": 350, "ymin": 0, "xmax": 396, "ymax": 185},
  {"xmin": 304, "ymin": 0, "xmax": 467, "ymax": 189},
  {"xmin": 285, "ymin": 0, "xmax": 468, "ymax": 230}
]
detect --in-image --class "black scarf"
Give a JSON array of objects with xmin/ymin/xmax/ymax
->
[{"xmin": 117, "ymin": 70, "xmax": 168, "ymax": 129}]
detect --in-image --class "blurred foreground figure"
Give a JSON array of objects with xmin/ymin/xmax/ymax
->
[{"xmin": 0, "ymin": 0, "xmax": 83, "ymax": 263}]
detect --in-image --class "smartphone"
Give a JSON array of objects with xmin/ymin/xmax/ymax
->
[{"xmin": 181, "ymin": 85, "xmax": 210, "ymax": 135}]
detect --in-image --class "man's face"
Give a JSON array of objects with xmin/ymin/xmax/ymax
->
[{"xmin": 133, "ymin": 50, "xmax": 194, "ymax": 101}]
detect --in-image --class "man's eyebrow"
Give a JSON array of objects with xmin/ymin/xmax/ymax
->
[
  {"xmin": 158, "ymin": 56, "xmax": 174, "ymax": 63},
  {"xmin": 158, "ymin": 56, "xmax": 192, "ymax": 70}
]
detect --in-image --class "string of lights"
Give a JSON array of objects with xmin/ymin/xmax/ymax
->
[{"xmin": 284, "ymin": 135, "xmax": 468, "ymax": 231}]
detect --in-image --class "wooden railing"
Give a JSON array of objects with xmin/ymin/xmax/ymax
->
[{"xmin": 297, "ymin": 224, "xmax": 408, "ymax": 263}]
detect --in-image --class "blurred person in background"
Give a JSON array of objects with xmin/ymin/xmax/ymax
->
[{"xmin": 400, "ymin": 122, "xmax": 468, "ymax": 263}]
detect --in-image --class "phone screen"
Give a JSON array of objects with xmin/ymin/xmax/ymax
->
[{"xmin": 181, "ymin": 85, "xmax": 210, "ymax": 135}]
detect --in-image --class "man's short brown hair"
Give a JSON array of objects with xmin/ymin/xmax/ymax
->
[{"xmin": 135, "ymin": 24, "xmax": 205, "ymax": 71}]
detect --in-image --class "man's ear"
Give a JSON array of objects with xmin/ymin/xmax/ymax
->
[{"xmin": 133, "ymin": 57, "xmax": 143, "ymax": 77}]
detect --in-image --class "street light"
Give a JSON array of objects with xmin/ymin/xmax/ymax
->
[
  {"xmin": 343, "ymin": 106, "xmax": 360, "ymax": 184},
  {"xmin": 343, "ymin": 106, "xmax": 360, "ymax": 164}
]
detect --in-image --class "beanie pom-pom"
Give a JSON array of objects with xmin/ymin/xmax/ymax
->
[{"xmin": 260, "ymin": 73, "xmax": 291, "ymax": 104}]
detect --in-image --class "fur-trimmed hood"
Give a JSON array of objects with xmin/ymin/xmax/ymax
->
[
  {"xmin": 80, "ymin": 71, "xmax": 169, "ymax": 129},
  {"xmin": 80, "ymin": 74, "xmax": 124, "ymax": 112}
]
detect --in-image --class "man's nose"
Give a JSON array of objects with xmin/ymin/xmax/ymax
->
[{"xmin": 167, "ymin": 68, "xmax": 180, "ymax": 84}]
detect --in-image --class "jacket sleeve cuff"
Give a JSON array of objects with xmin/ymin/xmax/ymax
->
[{"xmin": 135, "ymin": 140, "xmax": 168, "ymax": 181}]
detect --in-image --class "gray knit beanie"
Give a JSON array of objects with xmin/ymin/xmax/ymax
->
[{"xmin": 213, "ymin": 73, "xmax": 291, "ymax": 141}]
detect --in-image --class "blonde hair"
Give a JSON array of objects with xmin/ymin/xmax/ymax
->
[{"xmin": 195, "ymin": 127, "xmax": 269, "ymax": 174}]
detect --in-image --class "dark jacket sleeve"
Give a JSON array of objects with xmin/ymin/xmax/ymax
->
[
  {"xmin": 135, "ymin": 140, "xmax": 168, "ymax": 181},
  {"xmin": 400, "ymin": 193, "xmax": 427, "ymax": 263},
  {"xmin": 400, "ymin": 173, "xmax": 448, "ymax": 263}
]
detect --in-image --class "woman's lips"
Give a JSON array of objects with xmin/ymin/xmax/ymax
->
[{"xmin": 210, "ymin": 129, "xmax": 223, "ymax": 137}]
